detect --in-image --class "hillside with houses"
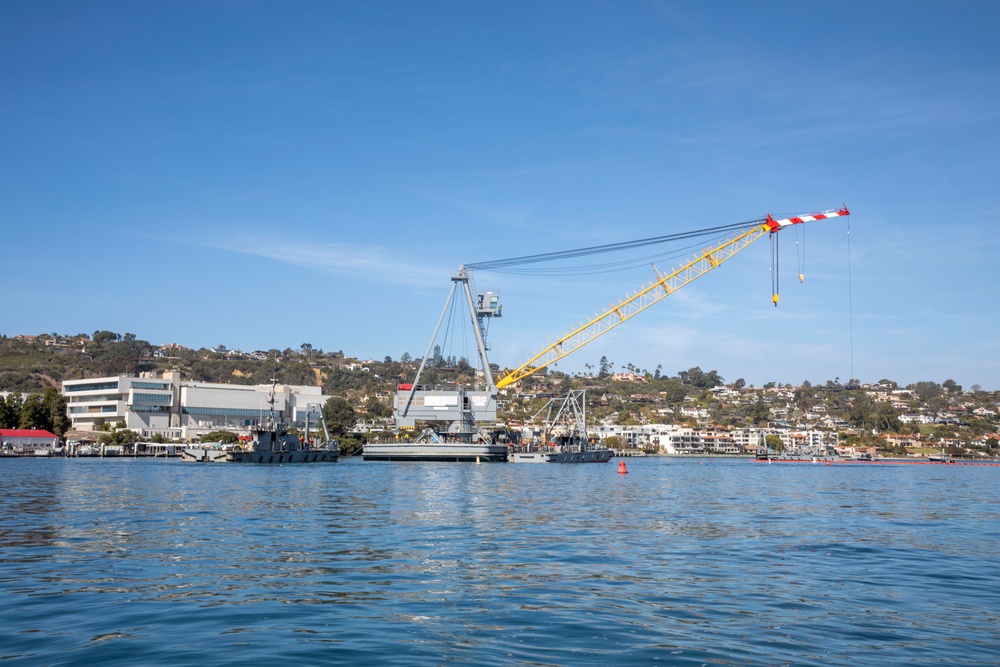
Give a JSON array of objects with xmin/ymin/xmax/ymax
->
[{"xmin": 1, "ymin": 332, "xmax": 998, "ymax": 458}]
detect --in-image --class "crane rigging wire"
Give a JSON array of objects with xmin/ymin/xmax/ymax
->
[
  {"xmin": 479, "ymin": 205, "xmax": 851, "ymax": 388},
  {"xmin": 436, "ymin": 276, "xmax": 485, "ymax": 377},
  {"xmin": 479, "ymin": 232, "xmax": 739, "ymax": 277},
  {"xmin": 847, "ymin": 214, "xmax": 855, "ymax": 384},
  {"xmin": 439, "ymin": 286, "xmax": 460, "ymax": 364},
  {"xmin": 465, "ymin": 217, "xmax": 766, "ymax": 271}
]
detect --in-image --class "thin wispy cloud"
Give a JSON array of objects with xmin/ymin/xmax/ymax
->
[
  {"xmin": 183, "ymin": 235, "xmax": 448, "ymax": 289},
  {"xmin": 239, "ymin": 240, "xmax": 443, "ymax": 287}
]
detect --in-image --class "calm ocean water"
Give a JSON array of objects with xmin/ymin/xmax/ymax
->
[{"xmin": 1, "ymin": 457, "xmax": 998, "ymax": 666}]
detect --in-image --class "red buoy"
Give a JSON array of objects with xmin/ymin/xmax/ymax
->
[{"xmin": 618, "ymin": 460, "xmax": 628, "ymax": 474}]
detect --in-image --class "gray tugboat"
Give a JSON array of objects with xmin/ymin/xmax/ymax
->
[{"xmin": 183, "ymin": 382, "xmax": 338, "ymax": 464}]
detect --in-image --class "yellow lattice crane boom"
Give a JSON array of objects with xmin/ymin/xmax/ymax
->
[{"xmin": 494, "ymin": 207, "xmax": 849, "ymax": 389}]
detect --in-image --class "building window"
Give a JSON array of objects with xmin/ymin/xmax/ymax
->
[
  {"xmin": 133, "ymin": 393, "xmax": 171, "ymax": 404},
  {"xmin": 70, "ymin": 405, "xmax": 120, "ymax": 414},
  {"xmin": 65, "ymin": 382, "xmax": 119, "ymax": 392},
  {"xmin": 183, "ymin": 407, "xmax": 272, "ymax": 418},
  {"xmin": 132, "ymin": 382, "xmax": 169, "ymax": 390},
  {"xmin": 69, "ymin": 394, "xmax": 122, "ymax": 403}
]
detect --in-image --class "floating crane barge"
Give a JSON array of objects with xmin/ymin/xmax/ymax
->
[
  {"xmin": 363, "ymin": 206, "xmax": 850, "ymax": 462},
  {"xmin": 363, "ymin": 270, "xmax": 511, "ymax": 461}
]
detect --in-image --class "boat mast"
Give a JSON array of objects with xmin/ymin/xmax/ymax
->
[{"xmin": 268, "ymin": 379, "xmax": 278, "ymax": 428}]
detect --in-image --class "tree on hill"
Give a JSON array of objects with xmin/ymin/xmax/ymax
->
[
  {"xmin": 276, "ymin": 359, "xmax": 315, "ymax": 386},
  {"xmin": 657, "ymin": 377, "xmax": 687, "ymax": 404},
  {"xmin": 364, "ymin": 397, "xmax": 392, "ymax": 420},
  {"xmin": 746, "ymin": 397, "xmax": 770, "ymax": 426},
  {"xmin": 94, "ymin": 336, "xmax": 152, "ymax": 375},
  {"xmin": 848, "ymin": 393, "xmax": 902, "ymax": 433},
  {"xmin": 678, "ymin": 366, "xmax": 722, "ymax": 389},
  {"xmin": 793, "ymin": 393, "xmax": 813, "ymax": 415},
  {"xmin": 323, "ymin": 397, "xmax": 357, "ymax": 437},
  {"xmin": 0, "ymin": 393, "xmax": 22, "ymax": 428},
  {"xmin": 92, "ymin": 330, "xmax": 120, "ymax": 345},
  {"xmin": 200, "ymin": 430, "xmax": 240, "ymax": 444},
  {"xmin": 99, "ymin": 428, "xmax": 140, "ymax": 446},
  {"xmin": 765, "ymin": 434, "xmax": 785, "ymax": 452},
  {"xmin": 911, "ymin": 381, "xmax": 942, "ymax": 402},
  {"xmin": 43, "ymin": 387, "xmax": 70, "ymax": 436},
  {"xmin": 18, "ymin": 394, "xmax": 50, "ymax": 431}
]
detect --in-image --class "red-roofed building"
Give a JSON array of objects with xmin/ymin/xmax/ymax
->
[{"xmin": 0, "ymin": 429, "xmax": 59, "ymax": 453}]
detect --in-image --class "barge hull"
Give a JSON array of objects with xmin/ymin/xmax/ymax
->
[
  {"xmin": 363, "ymin": 443, "xmax": 508, "ymax": 462},
  {"xmin": 182, "ymin": 448, "xmax": 337, "ymax": 463},
  {"xmin": 509, "ymin": 449, "xmax": 614, "ymax": 463}
]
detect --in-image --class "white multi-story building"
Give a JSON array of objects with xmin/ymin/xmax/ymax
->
[
  {"xmin": 654, "ymin": 426, "xmax": 739, "ymax": 455},
  {"xmin": 62, "ymin": 372, "xmax": 332, "ymax": 441},
  {"xmin": 63, "ymin": 373, "xmax": 176, "ymax": 434},
  {"xmin": 592, "ymin": 423, "xmax": 643, "ymax": 448},
  {"xmin": 730, "ymin": 428, "xmax": 760, "ymax": 452}
]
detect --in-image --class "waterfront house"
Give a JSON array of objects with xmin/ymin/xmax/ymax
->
[{"xmin": 0, "ymin": 429, "xmax": 59, "ymax": 453}]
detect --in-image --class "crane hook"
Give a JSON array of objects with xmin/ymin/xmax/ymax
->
[{"xmin": 770, "ymin": 229, "xmax": 780, "ymax": 306}]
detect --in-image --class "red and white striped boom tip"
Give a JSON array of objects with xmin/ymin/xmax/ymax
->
[{"xmin": 765, "ymin": 206, "xmax": 850, "ymax": 233}]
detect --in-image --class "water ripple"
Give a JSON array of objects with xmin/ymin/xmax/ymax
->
[{"xmin": 1, "ymin": 458, "xmax": 998, "ymax": 665}]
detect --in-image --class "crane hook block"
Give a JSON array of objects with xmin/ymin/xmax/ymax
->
[
  {"xmin": 798, "ymin": 273, "xmax": 805, "ymax": 283},
  {"xmin": 772, "ymin": 293, "xmax": 780, "ymax": 306}
]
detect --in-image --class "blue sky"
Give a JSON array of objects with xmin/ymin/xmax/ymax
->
[{"xmin": 2, "ymin": 1, "xmax": 999, "ymax": 389}]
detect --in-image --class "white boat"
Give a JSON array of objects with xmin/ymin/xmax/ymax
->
[
  {"xmin": 928, "ymin": 446, "xmax": 952, "ymax": 463},
  {"xmin": 74, "ymin": 444, "xmax": 99, "ymax": 457}
]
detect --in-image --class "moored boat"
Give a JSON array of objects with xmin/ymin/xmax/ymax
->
[
  {"xmin": 183, "ymin": 382, "xmax": 338, "ymax": 464},
  {"xmin": 183, "ymin": 423, "xmax": 338, "ymax": 464},
  {"xmin": 508, "ymin": 442, "xmax": 614, "ymax": 463},
  {"xmin": 508, "ymin": 389, "xmax": 612, "ymax": 463}
]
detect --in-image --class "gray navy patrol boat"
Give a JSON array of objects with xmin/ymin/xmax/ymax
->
[{"xmin": 183, "ymin": 382, "xmax": 338, "ymax": 464}]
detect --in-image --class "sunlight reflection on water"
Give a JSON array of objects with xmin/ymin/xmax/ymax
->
[{"xmin": 1, "ymin": 458, "xmax": 998, "ymax": 665}]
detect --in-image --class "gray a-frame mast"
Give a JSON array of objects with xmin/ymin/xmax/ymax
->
[{"xmin": 394, "ymin": 266, "xmax": 503, "ymax": 432}]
